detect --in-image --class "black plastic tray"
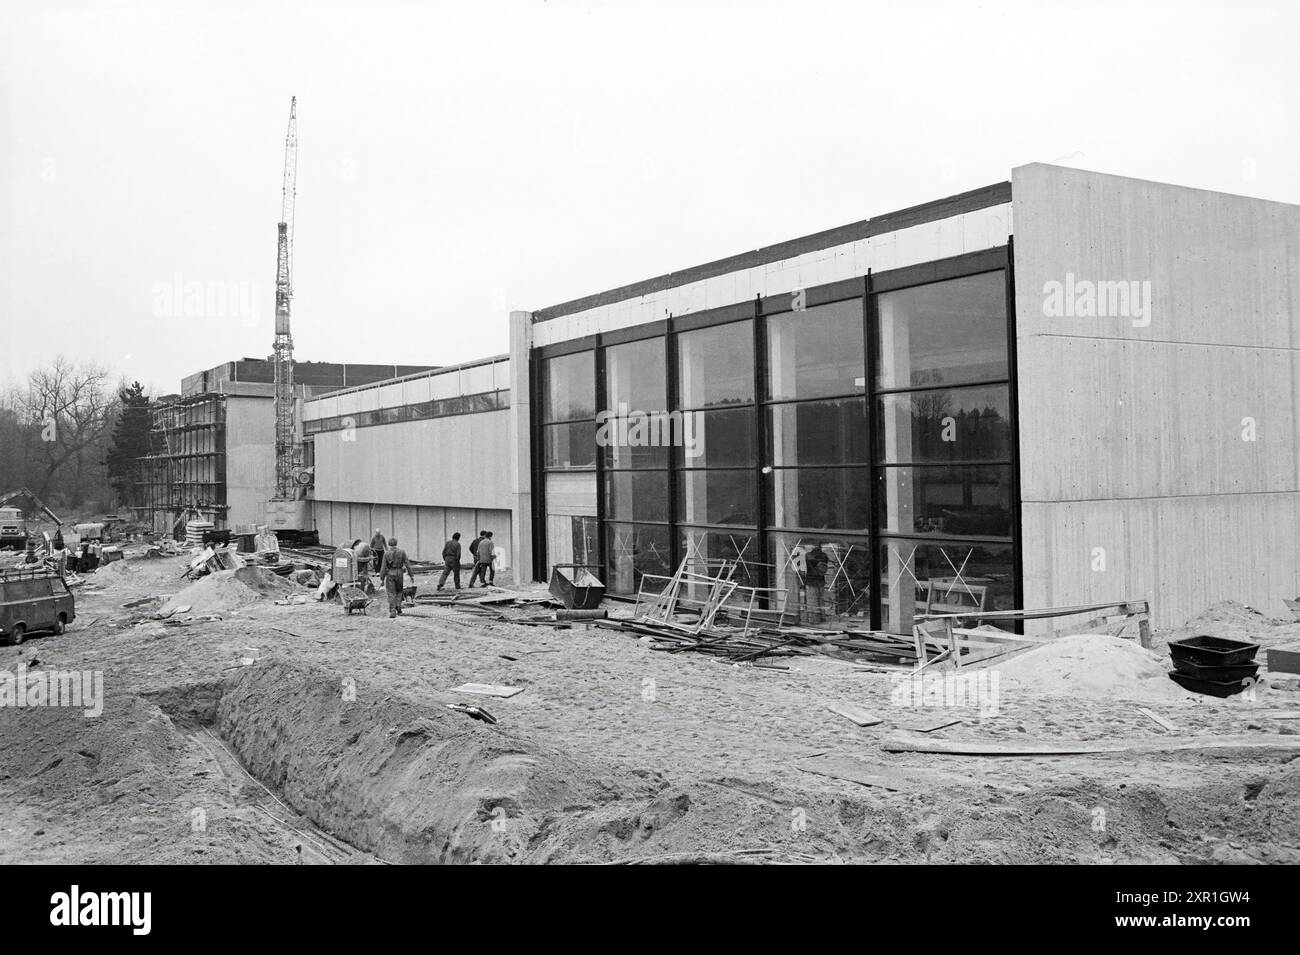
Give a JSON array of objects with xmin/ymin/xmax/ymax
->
[
  {"xmin": 1170, "ymin": 658, "xmax": 1260, "ymax": 682},
  {"xmin": 1167, "ymin": 635, "xmax": 1260, "ymax": 668},
  {"xmin": 1168, "ymin": 670, "xmax": 1253, "ymax": 698}
]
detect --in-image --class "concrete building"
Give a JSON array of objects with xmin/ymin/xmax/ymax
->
[
  {"xmin": 296, "ymin": 163, "xmax": 1298, "ymax": 632},
  {"xmin": 134, "ymin": 359, "xmax": 435, "ymax": 534}
]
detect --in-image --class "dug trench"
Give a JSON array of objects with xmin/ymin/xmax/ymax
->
[{"xmin": 3, "ymin": 655, "xmax": 1299, "ymax": 863}]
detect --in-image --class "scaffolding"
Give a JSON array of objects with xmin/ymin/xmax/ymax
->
[{"xmin": 129, "ymin": 393, "xmax": 229, "ymax": 536}]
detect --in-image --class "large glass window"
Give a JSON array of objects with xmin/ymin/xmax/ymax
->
[
  {"xmin": 605, "ymin": 470, "xmax": 669, "ymax": 523},
  {"xmin": 675, "ymin": 408, "xmax": 753, "ymax": 468},
  {"xmin": 605, "ymin": 338, "xmax": 665, "ymax": 411},
  {"xmin": 769, "ymin": 532, "xmax": 872, "ymax": 626},
  {"xmin": 769, "ymin": 466, "xmax": 871, "ymax": 531},
  {"xmin": 605, "ymin": 523, "xmax": 673, "ymax": 595},
  {"xmin": 542, "ymin": 351, "xmax": 597, "ymax": 472},
  {"xmin": 677, "ymin": 322, "xmax": 754, "ymax": 409},
  {"xmin": 878, "ymin": 539, "xmax": 1015, "ymax": 633},
  {"xmin": 542, "ymin": 352, "xmax": 596, "ymax": 423},
  {"xmin": 766, "ymin": 300, "xmax": 865, "ymax": 401},
  {"xmin": 538, "ymin": 265, "xmax": 1016, "ymax": 631},
  {"xmin": 677, "ymin": 469, "xmax": 756, "ymax": 527},
  {"xmin": 768, "ymin": 398, "xmax": 868, "ymax": 467},
  {"xmin": 876, "ymin": 272, "xmax": 1008, "ymax": 390},
  {"xmin": 875, "ymin": 385, "xmax": 1011, "ymax": 463},
  {"xmin": 543, "ymin": 421, "xmax": 597, "ymax": 469},
  {"xmin": 873, "ymin": 271, "xmax": 1012, "ymax": 634},
  {"xmin": 680, "ymin": 527, "xmax": 762, "ymax": 591},
  {"xmin": 876, "ymin": 465, "xmax": 1013, "ymax": 537}
]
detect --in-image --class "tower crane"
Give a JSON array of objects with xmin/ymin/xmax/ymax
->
[{"xmin": 272, "ymin": 96, "xmax": 299, "ymax": 501}]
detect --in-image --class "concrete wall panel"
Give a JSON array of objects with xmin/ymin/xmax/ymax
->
[{"xmin": 1013, "ymin": 163, "xmax": 1300, "ymax": 627}]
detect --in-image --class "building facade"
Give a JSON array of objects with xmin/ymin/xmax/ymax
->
[{"xmin": 298, "ymin": 163, "xmax": 1300, "ymax": 633}]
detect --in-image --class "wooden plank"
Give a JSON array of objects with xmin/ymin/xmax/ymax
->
[
  {"xmin": 907, "ymin": 717, "xmax": 964, "ymax": 733},
  {"xmin": 1135, "ymin": 706, "xmax": 1178, "ymax": 732},
  {"xmin": 882, "ymin": 734, "xmax": 1300, "ymax": 756},
  {"xmin": 1266, "ymin": 643, "xmax": 1300, "ymax": 676},
  {"xmin": 450, "ymin": 683, "xmax": 523, "ymax": 698},
  {"xmin": 795, "ymin": 756, "xmax": 921, "ymax": 792},
  {"xmin": 825, "ymin": 703, "xmax": 883, "ymax": 727}
]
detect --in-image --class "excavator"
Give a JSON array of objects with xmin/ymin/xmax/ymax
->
[{"xmin": 0, "ymin": 488, "xmax": 63, "ymax": 551}]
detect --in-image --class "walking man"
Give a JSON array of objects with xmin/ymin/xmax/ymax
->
[
  {"xmin": 369, "ymin": 528, "xmax": 387, "ymax": 576},
  {"xmin": 471, "ymin": 531, "xmax": 495, "ymax": 587},
  {"xmin": 437, "ymin": 532, "xmax": 463, "ymax": 590},
  {"xmin": 380, "ymin": 536, "xmax": 411, "ymax": 617}
]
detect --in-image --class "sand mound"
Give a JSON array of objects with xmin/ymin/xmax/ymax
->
[
  {"xmin": 992, "ymin": 634, "xmax": 1193, "ymax": 702},
  {"xmin": 160, "ymin": 567, "xmax": 297, "ymax": 616}
]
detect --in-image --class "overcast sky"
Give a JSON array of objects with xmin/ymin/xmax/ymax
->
[{"xmin": 1, "ymin": 0, "xmax": 1296, "ymax": 394}]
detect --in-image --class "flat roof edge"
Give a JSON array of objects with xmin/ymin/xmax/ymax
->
[{"xmin": 532, "ymin": 180, "xmax": 1011, "ymax": 323}]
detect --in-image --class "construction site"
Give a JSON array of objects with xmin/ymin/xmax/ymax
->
[{"xmin": 4, "ymin": 93, "xmax": 1300, "ymax": 870}]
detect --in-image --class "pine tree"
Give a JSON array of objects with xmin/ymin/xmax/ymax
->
[{"xmin": 105, "ymin": 381, "xmax": 152, "ymax": 508}]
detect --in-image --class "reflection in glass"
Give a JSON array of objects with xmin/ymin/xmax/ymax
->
[
  {"xmin": 876, "ymin": 465, "xmax": 1013, "ymax": 537},
  {"xmin": 769, "ymin": 467, "xmax": 870, "ymax": 531},
  {"xmin": 542, "ymin": 352, "xmax": 595, "ymax": 423},
  {"xmin": 543, "ymin": 421, "xmax": 596, "ymax": 469},
  {"xmin": 876, "ymin": 386, "xmax": 1010, "ymax": 464},
  {"xmin": 766, "ymin": 299, "xmax": 865, "ymax": 401},
  {"xmin": 769, "ymin": 532, "xmax": 872, "ymax": 627},
  {"xmin": 876, "ymin": 272, "xmax": 1008, "ymax": 389},
  {"xmin": 677, "ymin": 469, "xmax": 756, "ymax": 527},
  {"xmin": 768, "ymin": 398, "xmax": 868, "ymax": 467},
  {"xmin": 605, "ymin": 523, "xmax": 673, "ymax": 595},
  {"xmin": 677, "ymin": 322, "xmax": 754, "ymax": 409},
  {"xmin": 879, "ymin": 539, "xmax": 1015, "ymax": 634}
]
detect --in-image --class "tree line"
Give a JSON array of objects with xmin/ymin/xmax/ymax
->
[{"xmin": 0, "ymin": 357, "xmax": 153, "ymax": 518}]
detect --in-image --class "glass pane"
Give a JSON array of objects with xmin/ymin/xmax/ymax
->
[
  {"xmin": 675, "ymin": 408, "xmax": 754, "ymax": 468},
  {"xmin": 768, "ymin": 398, "xmax": 868, "ymax": 467},
  {"xmin": 876, "ymin": 272, "xmax": 1008, "ymax": 389},
  {"xmin": 543, "ymin": 421, "xmax": 596, "ymax": 469},
  {"xmin": 769, "ymin": 532, "xmax": 872, "ymax": 626},
  {"xmin": 605, "ymin": 337, "xmax": 666, "ymax": 411},
  {"xmin": 876, "ymin": 465, "xmax": 1013, "ymax": 537},
  {"xmin": 680, "ymin": 527, "xmax": 762, "ymax": 591},
  {"xmin": 542, "ymin": 352, "xmax": 595, "ymax": 423},
  {"xmin": 766, "ymin": 298, "xmax": 865, "ymax": 401},
  {"xmin": 605, "ymin": 523, "xmax": 673, "ymax": 595},
  {"xmin": 599, "ymin": 409, "xmax": 672, "ymax": 469},
  {"xmin": 876, "ymin": 385, "xmax": 1011, "ymax": 464},
  {"xmin": 605, "ymin": 470, "xmax": 669, "ymax": 523},
  {"xmin": 769, "ymin": 467, "xmax": 870, "ymax": 531},
  {"xmin": 677, "ymin": 468, "xmax": 756, "ymax": 527},
  {"xmin": 677, "ymin": 321, "xmax": 754, "ymax": 409},
  {"xmin": 879, "ymin": 539, "xmax": 1015, "ymax": 634}
]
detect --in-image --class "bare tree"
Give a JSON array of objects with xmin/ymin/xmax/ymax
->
[{"xmin": 12, "ymin": 357, "xmax": 119, "ymax": 503}]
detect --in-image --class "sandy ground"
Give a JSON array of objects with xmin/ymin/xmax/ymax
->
[{"xmin": 2, "ymin": 551, "xmax": 1299, "ymax": 864}]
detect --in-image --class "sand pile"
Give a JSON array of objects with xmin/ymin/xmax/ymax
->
[
  {"xmin": 992, "ymin": 634, "xmax": 1193, "ymax": 702},
  {"xmin": 160, "ymin": 566, "xmax": 297, "ymax": 616}
]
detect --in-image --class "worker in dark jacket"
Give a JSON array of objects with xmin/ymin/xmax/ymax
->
[
  {"xmin": 379, "ymin": 537, "xmax": 411, "ymax": 617},
  {"xmin": 437, "ymin": 532, "xmax": 462, "ymax": 590},
  {"xmin": 369, "ymin": 529, "xmax": 386, "ymax": 575},
  {"xmin": 470, "ymin": 531, "xmax": 495, "ymax": 587}
]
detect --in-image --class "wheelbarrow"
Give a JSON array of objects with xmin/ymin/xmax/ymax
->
[{"xmin": 339, "ymin": 585, "xmax": 372, "ymax": 615}]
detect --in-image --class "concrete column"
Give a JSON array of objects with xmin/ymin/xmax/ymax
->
[{"xmin": 508, "ymin": 310, "xmax": 535, "ymax": 583}]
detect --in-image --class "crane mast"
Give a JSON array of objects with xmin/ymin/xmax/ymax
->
[{"xmin": 273, "ymin": 96, "xmax": 298, "ymax": 500}]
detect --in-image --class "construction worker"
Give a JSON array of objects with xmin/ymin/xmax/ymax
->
[
  {"xmin": 369, "ymin": 528, "xmax": 386, "ymax": 576},
  {"xmin": 437, "ymin": 532, "xmax": 462, "ymax": 590},
  {"xmin": 471, "ymin": 531, "xmax": 495, "ymax": 587},
  {"xmin": 379, "ymin": 537, "xmax": 411, "ymax": 617},
  {"xmin": 351, "ymin": 538, "xmax": 374, "ymax": 594}
]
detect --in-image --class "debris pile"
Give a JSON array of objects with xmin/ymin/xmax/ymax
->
[{"xmin": 159, "ymin": 566, "xmax": 300, "ymax": 617}]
